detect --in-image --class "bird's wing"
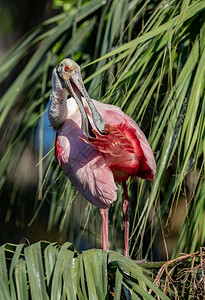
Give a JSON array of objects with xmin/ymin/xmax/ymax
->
[
  {"xmin": 91, "ymin": 100, "xmax": 156, "ymax": 179},
  {"xmin": 56, "ymin": 119, "xmax": 117, "ymax": 209}
]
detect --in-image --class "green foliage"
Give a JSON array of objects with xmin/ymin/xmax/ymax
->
[
  {"xmin": 0, "ymin": 0, "xmax": 204, "ymax": 265},
  {"xmin": 0, "ymin": 241, "xmax": 171, "ymax": 299}
]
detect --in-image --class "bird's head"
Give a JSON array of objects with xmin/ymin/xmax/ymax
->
[
  {"xmin": 57, "ymin": 59, "xmax": 80, "ymax": 84},
  {"xmin": 55, "ymin": 58, "xmax": 106, "ymax": 137}
]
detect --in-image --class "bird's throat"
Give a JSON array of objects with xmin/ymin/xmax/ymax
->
[
  {"xmin": 48, "ymin": 88, "xmax": 68, "ymax": 129},
  {"xmin": 48, "ymin": 67, "xmax": 71, "ymax": 129}
]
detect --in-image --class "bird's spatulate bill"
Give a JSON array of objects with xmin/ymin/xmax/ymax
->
[
  {"xmin": 71, "ymin": 73, "xmax": 107, "ymax": 135},
  {"xmin": 64, "ymin": 78, "xmax": 94, "ymax": 138},
  {"xmin": 57, "ymin": 59, "xmax": 106, "ymax": 137}
]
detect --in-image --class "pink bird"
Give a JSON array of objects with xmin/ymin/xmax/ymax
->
[{"xmin": 48, "ymin": 59, "xmax": 156, "ymax": 256}]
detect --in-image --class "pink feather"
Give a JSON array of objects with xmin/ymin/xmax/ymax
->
[{"xmin": 55, "ymin": 99, "xmax": 156, "ymax": 209}]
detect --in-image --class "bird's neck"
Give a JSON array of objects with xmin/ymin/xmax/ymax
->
[
  {"xmin": 48, "ymin": 68, "xmax": 69, "ymax": 129},
  {"xmin": 48, "ymin": 88, "xmax": 68, "ymax": 129}
]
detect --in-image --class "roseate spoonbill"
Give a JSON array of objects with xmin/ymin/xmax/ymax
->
[{"xmin": 48, "ymin": 59, "xmax": 156, "ymax": 256}]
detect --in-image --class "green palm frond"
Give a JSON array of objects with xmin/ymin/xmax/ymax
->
[{"xmin": 0, "ymin": 241, "xmax": 171, "ymax": 299}]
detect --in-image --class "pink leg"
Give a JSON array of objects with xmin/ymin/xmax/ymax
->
[
  {"xmin": 122, "ymin": 183, "xmax": 130, "ymax": 257},
  {"xmin": 100, "ymin": 208, "xmax": 109, "ymax": 251}
]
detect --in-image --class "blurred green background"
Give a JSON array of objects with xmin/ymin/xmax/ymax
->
[{"xmin": 0, "ymin": 0, "xmax": 204, "ymax": 261}]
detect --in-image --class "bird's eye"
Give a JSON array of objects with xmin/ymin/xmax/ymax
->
[{"xmin": 65, "ymin": 66, "xmax": 70, "ymax": 72}]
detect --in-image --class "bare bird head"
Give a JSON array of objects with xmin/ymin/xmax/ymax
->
[{"xmin": 57, "ymin": 59, "xmax": 80, "ymax": 85}]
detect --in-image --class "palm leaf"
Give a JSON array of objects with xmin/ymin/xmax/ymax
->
[{"xmin": 0, "ymin": 241, "xmax": 171, "ymax": 299}]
